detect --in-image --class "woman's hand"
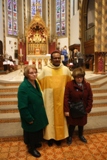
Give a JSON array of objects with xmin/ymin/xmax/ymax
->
[
  {"xmin": 65, "ymin": 112, "xmax": 69, "ymax": 117},
  {"xmin": 29, "ymin": 121, "xmax": 33, "ymax": 124}
]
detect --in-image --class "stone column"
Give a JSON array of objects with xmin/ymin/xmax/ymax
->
[
  {"xmin": 79, "ymin": 0, "xmax": 82, "ymax": 52},
  {"xmin": 94, "ymin": 0, "xmax": 107, "ymax": 74},
  {"xmin": 2, "ymin": 0, "xmax": 6, "ymax": 53}
]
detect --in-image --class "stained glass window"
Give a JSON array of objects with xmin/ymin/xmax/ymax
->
[
  {"xmin": 7, "ymin": 0, "xmax": 18, "ymax": 36},
  {"xmin": 56, "ymin": 0, "xmax": 66, "ymax": 36},
  {"xmin": 31, "ymin": 0, "xmax": 42, "ymax": 19}
]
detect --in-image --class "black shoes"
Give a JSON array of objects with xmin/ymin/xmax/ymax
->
[
  {"xmin": 79, "ymin": 136, "xmax": 87, "ymax": 143},
  {"xmin": 67, "ymin": 137, "xmax": 72, "ymax": 145},
  {"xmin": 29, "ymin": 149, "xmax": 41, "ymax": 157},
  {"xmin": 54, "ymin": 140, "xmax": 61, "ymax": 146},
  {"xmin": 47, "ymin": 139, "xmax": 61, "ymax": 146},
  {"xmin": 67, "ymin": 136, "xmax": 87, "ymax": 144},
  {"xmin": 47, "ymin": 139, "xmax": 54, "ymax": 146}
]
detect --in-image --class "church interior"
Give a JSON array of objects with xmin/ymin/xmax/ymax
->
[{"xmin": 0, "ymin": 0, "xmax": 107, "ymax": 159}]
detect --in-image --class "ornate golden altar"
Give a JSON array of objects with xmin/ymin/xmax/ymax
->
[
  {"xmin": 26, "ymin": 12, "xmax": 49, "ymax": 56},
  {"xmin": 25, "ymin": 12, "xmax": 50, "ymax": 70}
]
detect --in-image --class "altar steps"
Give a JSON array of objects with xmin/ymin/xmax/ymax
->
[
  {"xmin": 0, "ymin": 82, "xmax": 20, "ymax": 119},
  {"xmin": 0, "ymin": 92, "xmax": 17, "ymax": 98},
  {"xmin": 0, "ymin": 82, "xmax": 23, "ymax": 141},
  {"xmin": 0, "ymin": 105, "xmax": 18, "ymax": 113},
  {"xmin": 87, "ymin": 74, "xmax": 107, "ymax": 88},
  {"xmin": 87, "ymin": 75, "xmax": 107, "ymax": 117}
]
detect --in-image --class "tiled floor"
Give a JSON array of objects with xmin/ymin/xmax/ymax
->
[{"xmin": 0, "ymin": 132, "xmax": 107, "ymax": 160}]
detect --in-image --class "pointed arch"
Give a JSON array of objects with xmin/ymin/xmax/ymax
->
[{"xmin": 80, "ymin": 0, "xmax": 94, "ymax": 55}]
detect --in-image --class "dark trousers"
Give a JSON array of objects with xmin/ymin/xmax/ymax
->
[
  {"xmin": 68, "ymin": 125, "xmax": 84, "ymax": 137},
  {"xmin": 73, "ymin": 62, "xmax": 79, "ymax": 69},
  {"xmin": 78, "ymin": 59, "xmax": 84, "ymax": 67},
  {"xmin": 23, "ymin": 130, "xmax": 43, "ymax": 149}
]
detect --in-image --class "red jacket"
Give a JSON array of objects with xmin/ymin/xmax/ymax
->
[{"xmin": 64, "ymin": 79, "xmax": 93, "ymax": 126}]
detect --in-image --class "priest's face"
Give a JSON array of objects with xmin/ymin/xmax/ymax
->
[{"xmin": 51, "ymin": 53, "xmax": 61, "ymax": 66}]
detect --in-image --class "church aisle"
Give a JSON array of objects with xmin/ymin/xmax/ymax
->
[{"xmin": 0, "ymin": 132, "xmax": 107, "ymax": 160}]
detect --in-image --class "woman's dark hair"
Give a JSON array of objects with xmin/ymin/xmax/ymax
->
[
  {"xmin": 51, "ymin": 50, "xmax": 61, "ymax": 59},
  {"xmin": 72, "ymin": 67, "xmax": 85, "ymax": 78}
]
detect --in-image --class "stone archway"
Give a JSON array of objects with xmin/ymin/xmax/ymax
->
[
  {"xmin": 80, "ymin": 0, "xmax": 107, "ymax": 73},
  {"xmin": 79, "ymin": 0, "xmax": 95, "ymax": 71}
]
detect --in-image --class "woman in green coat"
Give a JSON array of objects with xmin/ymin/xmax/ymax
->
[{"xmin": 17, "ymin": 65, "xmax": 48, "ymax": 158}]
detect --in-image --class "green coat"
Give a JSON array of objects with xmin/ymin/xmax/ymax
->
[{"xmin": 17, "ymin": 77, "xmax": 48, "ymax": 132}]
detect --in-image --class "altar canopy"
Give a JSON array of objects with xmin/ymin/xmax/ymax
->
[
  {"xmin": 25, "ymin": 11, "xmax": 49, "ymax": 70},
  {"xmin": 26, "ymin": 11, "xmax": 49, "ymax": 56}
]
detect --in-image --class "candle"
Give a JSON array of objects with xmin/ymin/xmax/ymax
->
[{"xmin": 20, "ymin": 49, "xmax": 22, "ymax": 56}]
